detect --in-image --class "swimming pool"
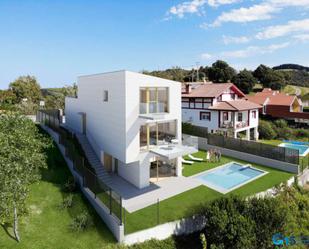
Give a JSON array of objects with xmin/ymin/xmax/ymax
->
[
  {"xmin": 279, "ymin": 142, "xmax": 309, "ymax": 157},
  {"xmin": 193, "ymin": 162, "xmax": 267, "ymax": 194}
]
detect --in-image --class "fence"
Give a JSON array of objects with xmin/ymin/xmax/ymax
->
[
  {"xmin": 207, "ymin": 133, "xmax": 299, "ymax": 165},
  {"xmin": 37, "ymin": 110, "xmax": 123, "ymax": 224}
]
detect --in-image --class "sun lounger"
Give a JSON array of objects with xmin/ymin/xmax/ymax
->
[
  {"xmin": 188, "ymin": 154, "xmax": 203, "ymax": 162},
  {"xmin": 181, "ymin": 158, "xmax": 194, "ymax": 165}
]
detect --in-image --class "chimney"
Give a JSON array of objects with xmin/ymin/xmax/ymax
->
[{"xmin": 185, "ymin": 84, "xmax": 192, "ymax": 94}]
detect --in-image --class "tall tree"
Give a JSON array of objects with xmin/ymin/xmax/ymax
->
[
  {"xmin": 0, "ymin": 113, "xmax": 48, "ymax": 241},
  {"xmin": 9, "ymin": 75, "xmax": 42, "ymax": 103},
  {"xmin": 253, "ymin": 64, "xmax": 270, "ymax": 83},
  {"xmin": 261, "ymin": 70, "xmax": 286, "ymax": 90},
  {"xmin": 208, "ymin": 60, "xmax": 236, "ymax": 83},
  {"xmin": 232, "ymin": 69, "xmax": 257, "ymax": 93}
]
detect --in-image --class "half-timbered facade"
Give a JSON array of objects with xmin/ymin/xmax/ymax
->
[{"xmin": 182, "ymin": 83, "xmax": 261, "ymax": 140}]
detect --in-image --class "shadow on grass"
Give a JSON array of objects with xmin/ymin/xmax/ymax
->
[{"xmin": 1, "ymin": 223, "xmax": 17, "ymax": 242}]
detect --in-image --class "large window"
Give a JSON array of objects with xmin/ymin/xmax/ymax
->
[
  {"xmin": 140, "ymin": 120, "xmax": 177, "ymax": 150},
  {"xmin": 140, "ymin": 87, "xmax": 168, "ymax": 114}
]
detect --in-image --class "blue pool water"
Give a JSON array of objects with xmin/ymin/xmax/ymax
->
[
  {"xmin": 279, "ymin": 143, "xmax": 309, "ymax": 156},
  {"xmin": 194, "ymin": 162, "xmax": 266, "ymax": 193}
]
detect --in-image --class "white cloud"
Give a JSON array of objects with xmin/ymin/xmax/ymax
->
[
  {"xmin": 222, "ymin": 35, "xmax": 251, "ymax": 44},
  {"xmin": 207, "ymin": 0, "xmax": 240, "ymax": 7},
  {"xmin": 293, "ymin": 33, "xmax": 309, "ymax": 42},
  {"xmin": 206, "ymin": 0, "xmax": 309, "ymax": 27},
  {"xmin": 201, "ymin": 53, "xmax": 213, "ymax": 59},
  {"xmin": 209, "ymin": 4, "xmax": 280, "ymax": 27},
  {"xmin": 269, "ymin": 0, "xmax": 309, "ymax": 7},
  {"xmin": 166, "ymin": 0, "xmax": 240, "ymax": 19},
  {"xmin": 256, "ymin": 18, "xmax": 309, "ymax": 39},
  {"xmin": 168, "ymin": 0, "xmax": 207, "ymax": 18},
  {"xmin": 220, "ymin": 42, "xmax": 290, "ymax": 58}
]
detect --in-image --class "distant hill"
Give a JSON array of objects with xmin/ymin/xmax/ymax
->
[{"xmin": 273, "ymin": 64, "xmax": 309, "ymax": 72}]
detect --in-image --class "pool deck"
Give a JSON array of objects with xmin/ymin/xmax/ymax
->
[{"xmin": 109, "ymin": 175, "xmax": 201, "ymax": 213}]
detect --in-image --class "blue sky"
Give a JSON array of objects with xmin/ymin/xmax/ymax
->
[{"xmin": 0, "ymin": 0, "xmax": 308, "ymax": 88}]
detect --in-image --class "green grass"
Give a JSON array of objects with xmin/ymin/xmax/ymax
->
[
  {"xmin": 259, "ymin": 139, "xmax": 282, "ymax": 146},
  {"xmin": 124, "ymin": 150, "xmax": 293, "ymax": 234},
  {"xmin": 0, "ymin": 137, "xmax": 116, "ymax": 249}
]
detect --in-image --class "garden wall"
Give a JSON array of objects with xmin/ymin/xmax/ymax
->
[{"xmin": 123, "ymin": 215, "xmax": 205, "ymax": 245}]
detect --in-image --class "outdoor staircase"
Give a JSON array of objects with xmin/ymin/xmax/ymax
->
[{"xmin": 75, "ymin": 133, "xmax": 113, "ymax": 186}]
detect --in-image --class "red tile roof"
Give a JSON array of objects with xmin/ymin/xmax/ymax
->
[
  {"xmin": 182, "ymin": 83, "xmax": 245, "ymax": 98},
  {"xmin": 247, "ymin": 89, "xmax": 298, "ymax": 106},
  {"xmin": 208, "ymin": 100, "xmax": 261, "ymax": 111}
]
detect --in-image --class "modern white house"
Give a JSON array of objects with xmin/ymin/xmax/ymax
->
[
  {"xmin": 182, "ymin": 83, "xmax": 261, "ymax": 140},
  {"xmin": 65, "ymin": 70, "xmax": 196, "ymax": 189}
]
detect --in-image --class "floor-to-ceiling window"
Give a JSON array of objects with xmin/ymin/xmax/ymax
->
[
  {"xmin": 140, "ymin": 120, "xmax": 177, "ymax": 150},
  {"xmin": 140, "ymin": 87, "xmax": 169, "ymax": 114}
]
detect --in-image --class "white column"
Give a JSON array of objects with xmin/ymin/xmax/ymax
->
[
  {"xmin": 246, "ymin": 128, "xmax": 250, "ymax": 140},
  {"xmin": 176, "ymin": 157, "xmax": 182, "ymax": 176},
  {"xmin": 254, "ymin": 127, "xmax": 259, "ymax": 141},
  {"xmin": 234, "ymin": 131, "xmax": 238, "ymax": 139}
]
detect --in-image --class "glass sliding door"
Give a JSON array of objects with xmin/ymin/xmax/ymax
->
[{"xmin": 140, "ymin": 120, "xmax": 177, "ymax": 150}]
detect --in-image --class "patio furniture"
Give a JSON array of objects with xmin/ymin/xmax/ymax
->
[
  {"xmin": 181, "ymin": 158, "xmax": 194, "ymax": 165},
  {"xmin": 188, "ymin": 154, "xmax": 203, "ymax": 162}
]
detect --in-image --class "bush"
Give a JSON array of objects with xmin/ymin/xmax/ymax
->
[
  {"xmin": 62, "ymin": 177, "xmax": 77, "ymax": 193},
  {"xmin": 275, "ymin": 127, "xmax": 293, "ymax": 140},
  {"xmin": 69, "ymin": 211, "xmax": 93, "ymax": 232},
  {"xmin": 274, "ymin": 119, "xmax": 288, "ymax": 128},
  {"xmin": 293, "ymin": 129, "xmax": 309, "ymax": 139},
  {"xmin": 59, "ymin": 194, "xmax": 74, "ymax": 209},
  {"xmin": 258, "ymin": 120, "xmax": 277, "ymax": 139}
]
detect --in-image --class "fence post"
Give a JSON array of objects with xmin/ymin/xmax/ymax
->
[
  {"xmin": 157, "ymin": 198, "xmax": 159, "ymax": 225},
  {"xmin": 119, "ymin": 197, "xmax": 123, "ymax": 225},
  {"xmin": 109, "ymin": 189, "xmax": 112, "ymax": 215}
]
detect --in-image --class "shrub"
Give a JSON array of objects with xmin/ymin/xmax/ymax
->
[
  {"xmin": 69, "ymin": 211, "xmax": 93, "ymax": 232},
  {"xmin": 274, "ymin": 119, "xmax": 288, "ymax": 128},
  {"xmin": 62, "ymin": 177, "xmax": 77, "ymax": 193},
  {"xmin": 275, "ymin": 127, "xmax": 293, "ymax": 140},
  {"xmin": 59, "ymin": 194, "xmax": 74, "ymax": 209},
  {"xmin": 258, "ymin": 120, "xmax": 277, "ymax": 139},
  {"xmin": 294, "ymin": 129, "xmax": 309, "ymax": 138}
]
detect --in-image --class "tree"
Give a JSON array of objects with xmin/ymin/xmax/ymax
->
[
  {"xmin": 0, "ymin": 113, "xmax": 48, "ymax": 241},
  {"xmin": 9, "ymin": 75, "xmax": 42, "ymax": 103},
  {"xmin": 253, "ymin": 64, "xmax": 270, "ymax": 83},
  {"xmin": 258, "ymin": 120, "xmax": 277, "ymax": 139},
  {"xmin": 232, "ymin": 69, "xmax": 257, "ymax": 93},
  {"xmin": 208, "ymin": 60, "xmax": 237, "ymax": 83},
  {"xmin": 261, "ymin": 70, "xmax": 286, "ymax": 90}
]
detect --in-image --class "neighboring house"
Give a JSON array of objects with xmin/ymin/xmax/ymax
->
[
  {"xmin": 65, "ymin": 70, "xmax": 196, "ymax": 189},
  {"xmin": 182, "ymin": 83, "xmax": 261, "ymax": 140},
  {"xmin": 247, "ymin": 88, "xmax": 309, "ymax": 124}
]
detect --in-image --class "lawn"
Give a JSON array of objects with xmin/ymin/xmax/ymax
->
[
  {"xmin": 123, "ymin": 150, "xmax": 293, "ymax": 234},
  {"xmin": 0, "ymin": 135, "xmax": 116, "ymax": 249}
]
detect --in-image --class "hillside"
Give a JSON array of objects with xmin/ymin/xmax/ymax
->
[{"xmin": 273, "ymin": 64, "xmax": 309, "ymax": 72}]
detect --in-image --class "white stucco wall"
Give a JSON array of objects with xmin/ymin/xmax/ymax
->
[{"xmin": 182, "ymin": 109, "xmax": 219, "ymax": 132}]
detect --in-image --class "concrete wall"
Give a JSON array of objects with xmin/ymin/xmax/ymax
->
[
  {"xmin": 197, "ymin": 137, "xmax": 299, "ymax": 174},
  {"xmin": 123, "ymin": 215, "xmax": 206, "ymax": 245},
  {"xmin": 40, "ymin": 124, "xmax": 125, "ymax": 242}
]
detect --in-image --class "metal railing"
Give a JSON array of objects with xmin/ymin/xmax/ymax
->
[
  {"xmin": 37, "ymin": 110, "xmax": 123, "ymax": 224},
  {"xmin": 207, "ymin": 133, "xmax": 299, "ymax": 165}
]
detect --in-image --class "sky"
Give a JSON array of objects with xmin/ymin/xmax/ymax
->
[{"xmin": 0, "ymin": 0, "xmax": 308, "ymax": 88}]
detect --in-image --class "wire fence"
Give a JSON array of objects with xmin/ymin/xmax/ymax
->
[{"xmin": 37, "ymin": 109, "xmax": 123, "ymax": 224}]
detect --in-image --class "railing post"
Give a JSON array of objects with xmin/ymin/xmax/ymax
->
[
  {"xmin": 109, "ymin": 189, "xmax": 112, "ymax": 215},
  {"xmin": 119, "ymin": 197, "xmax": 123, "ymax": 225}
]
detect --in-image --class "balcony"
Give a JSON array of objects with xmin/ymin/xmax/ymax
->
[{"xmin": 219, "ymin": 120, "xmax": 249, "ymax": 130}]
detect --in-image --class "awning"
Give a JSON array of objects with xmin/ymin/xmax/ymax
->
[{"xmin": 150, "ymin": 144, "xmax": 198, "ymax": 160}]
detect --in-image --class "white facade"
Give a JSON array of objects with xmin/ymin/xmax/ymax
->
[{"xmin": 65, "ymin": 70, "xmax": 186, "ymax": 189}]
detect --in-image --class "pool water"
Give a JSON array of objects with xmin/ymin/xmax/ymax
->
[
  {"xmin": 279, "ymin": 142, "xmax": 309, "ymax": 157},
  {"xmin": 194, "ymin": 162, "xmax": 266, "ymax": 194}
]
